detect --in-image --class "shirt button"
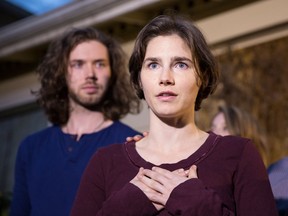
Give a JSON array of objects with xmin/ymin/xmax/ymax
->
[{"xmin": 67, "ymin": 146, "xmax": 73, "ymax": 152}]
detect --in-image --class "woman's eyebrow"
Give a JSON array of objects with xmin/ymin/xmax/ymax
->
[
  {"xmin": 143, "ymin": 57, "xmax": 159, "ymax": 63},
  {"xmin": 172, "ymin": 56, "xmax": 193, "ymax": 63}
]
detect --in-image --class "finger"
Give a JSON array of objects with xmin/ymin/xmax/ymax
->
[
  {"xmin": 140, "ymin": 169, "xmax": 166, "ymax": 192},
  {"xmin": 126, "ymin": 136, "xmax": 132, "ymax": 142},
  {"xmin": 187, "ymin": 165, "xmax": 198, "ymax": 179},
  {"xmin": 131, "ymin": 168, "xmax": 155, "ymax": 192},
  {"xmin": 142, "ymin": 131, "xmax": 149, "ymax": 137},
  {"xmin": 126, "ymin": 134, "xmax": 143, "ymax": 142},
  {"xmin": 152, "ymin": 166, "xmax": 188, "ymax": 180},
  {"xmin": 173, "ymin": 168, "xmax": 188, "ymax": 177},
  {"xmin": 135, "ymin": 134, "xmax": 144, "ymax": 141},
  {"xmin": 151, "ymin": 166, "xmax": 173, "ymax": 179},
  {"xmin": 146, "ymin": 191, "xmax": 166, "ymax": 206},
  {"xmin": 137, "ymin": 167, "xmax": 145, "ymax": 178}
]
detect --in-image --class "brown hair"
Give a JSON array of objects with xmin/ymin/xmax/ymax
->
[
  {"xmin": 218, "ymin": 105, "xmax": 270, "ymax": 166},
  {"xmin": 129, "ymin": 14, "xmax": 219, "ymax": 111},
  {"xmin": 34, "ymin": 27, "xmax": 140, "ymax": 125}
]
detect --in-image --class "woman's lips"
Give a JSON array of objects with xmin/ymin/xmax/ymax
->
[{"xmin": 157, "ymin": 91, "xmax": 177, "ymax": 101}]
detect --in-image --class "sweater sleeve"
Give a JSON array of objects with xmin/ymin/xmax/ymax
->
[
  {"xmin": 233, "ymin": 140, "xmax": 278, "ymax": 216},
  {"xmin": 9, "ymin": 141, "xmax": 31, "ymax": 216},
  {"xmin": 165, "ymin": 140, "xmax": 278, "ymax": 216},
  {"xmin": 165, "ymin": 179, "xmax": 234, "ymax": 215},
  {"xmin": 70, "ymin": 150, "xmax": 157, "ymax": 216}
]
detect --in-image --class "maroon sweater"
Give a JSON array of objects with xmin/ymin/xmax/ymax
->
[{"xmin": 71, "ymin": 133, "xmax": 277, "ymax": 215}]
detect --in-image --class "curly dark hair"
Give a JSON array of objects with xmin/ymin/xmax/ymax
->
[
  {"xmin": 129, "ymin": 14, "xmax": 219, "ymax": 111},
  {"xmin": 34, "ymin": 27, "xmax": 140, "ymax": 125}
]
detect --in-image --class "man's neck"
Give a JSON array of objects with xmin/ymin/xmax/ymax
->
[{"xmin": 62, "ymin": 109, "xmax": 112, "ymax": 141}]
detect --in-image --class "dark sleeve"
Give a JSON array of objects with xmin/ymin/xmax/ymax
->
[
  {"xmin": 9, "ymin": 141, "xmax": 31, "ymax": 216},
  {"xmin": 165, "ymin": 179, "xmax": 234, "ymax": 215},
  {"xmin": 165, "ymin": 140, "xmax": 278, "ymax": 216},
  {"xmin": 70, "ymin": 150, "xmax": 157, "ymax": 216},
  {"xmin": 233, "ymin": 140, "xmax": 278, "ymax": 216}
]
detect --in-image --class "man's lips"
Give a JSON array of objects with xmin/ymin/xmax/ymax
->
[{"xmin": 82, "ymin": 84, "xmax": 100, "ymax": 93}]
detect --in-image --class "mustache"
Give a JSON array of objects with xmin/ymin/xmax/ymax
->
[{"xmin": 82, "ymin": 82, "xmax": 102, "ymax": 89}]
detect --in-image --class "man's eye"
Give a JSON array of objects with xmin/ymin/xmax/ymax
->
[
  {"xmin": 175, "ymin": 62, "xmax": 188, "ymax": 69},
  {"xmin": 71, "ymin": 62, "xmax": 83, "ymax": 69},
  {"xmin": 95, "ymin": 62, "xmax": 106, "ymax": 68}
]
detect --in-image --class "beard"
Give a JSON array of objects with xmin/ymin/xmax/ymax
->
[{"xmin": 68, "ymin": 87, "xmax": 107, "ymax": 110}]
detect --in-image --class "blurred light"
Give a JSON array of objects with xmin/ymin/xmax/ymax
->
[{"xmin": 6, "ymin": 0, "xmax": 73, "ymax": 15}]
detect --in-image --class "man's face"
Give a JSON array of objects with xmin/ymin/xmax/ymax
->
[{"xmin": 66, "ymin": 40, "xmax": 111, "ymax": 109}]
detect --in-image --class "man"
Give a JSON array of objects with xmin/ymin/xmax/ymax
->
[
  {"xmin": 268, "ymin": 156, "xmax": 288, "ymax": 215},
  {"xmin": 10, "ymin": 27, "xmax": 141, "ymax": 216}
]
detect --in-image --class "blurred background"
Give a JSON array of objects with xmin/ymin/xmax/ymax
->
[{"xmin": 0, "ymin": 0, "xmax": 288, "ymax": 214}]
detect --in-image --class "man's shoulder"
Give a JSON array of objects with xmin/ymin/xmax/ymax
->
[
  {"xmin": 111, "ymin": 121, "xmax": 140, "ymax": 134},
  {"xmin": 268, "ymin": 156, "xmax": 288, "ymax": 173},
  {"xmin": 21, "ymin": 125, "xmax": 59, "ymax": 144},
  {"xmin": 16, "ymin": 126, "xmax": 60, "ymax": 155}
]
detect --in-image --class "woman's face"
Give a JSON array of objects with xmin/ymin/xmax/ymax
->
[
  {"xmin": 210, "ymin": 112, "xmax": 231, "ymax": 136},
  {"xmin": 140, "ymin": 34, "xmax": 200, "ymax": 120}
]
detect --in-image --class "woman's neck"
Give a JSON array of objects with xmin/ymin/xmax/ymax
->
[
  {"xmin": 147, "ymin": 111, "xmax": 200, "ymax": 146},
  {"xmin": 135, "ymin": 114, "xmax": 208, "ymax": 165}
]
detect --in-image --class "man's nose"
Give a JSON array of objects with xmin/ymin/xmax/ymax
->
[{"xmin": 86, "ymin": 65, "xmax": 97, "ymax": 80}]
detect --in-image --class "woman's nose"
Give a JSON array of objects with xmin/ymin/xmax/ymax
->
[{"xmin": 159, "ymin": 69, "xmax": 175, "ymax": 85}]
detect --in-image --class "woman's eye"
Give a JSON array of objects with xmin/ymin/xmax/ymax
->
[{"xmin": 148, "ymin": 63, "xmax": 158, "ymax": 70}]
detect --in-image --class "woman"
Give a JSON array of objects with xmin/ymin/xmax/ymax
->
[
  {"xmin": 71, "ymin": 15, "xmax": 277, "ymax": 215},
  {"xmin": 210, "ymin": 105, "xmax": 270, "ymax": 166}
]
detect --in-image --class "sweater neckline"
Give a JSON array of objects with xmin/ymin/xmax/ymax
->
[
  {"xmin": 56, "ymin": 121, "xmax": 119, "ymax": 139},
  {"xmin": 124, "ymin": 132, "xmax": 219, "ymax": 171}
]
